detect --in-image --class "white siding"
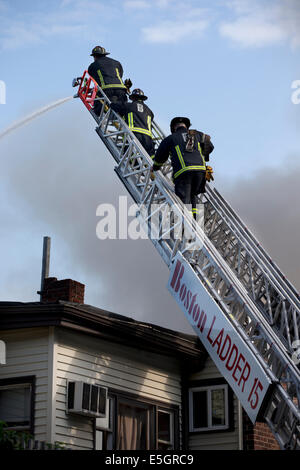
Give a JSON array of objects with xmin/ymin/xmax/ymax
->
[
  {"xmin": 188, "ymin": 356, "xmax": 241, "ymax": 450},
  {"xmin": 1, "ymin": 325, "xmax": 241, "ymax": 450},
  {"xmin": 54, "ymin": 328, "xmax": 183, "ymax": 450},
  {"xmin": 0, "ymin": 328, "xmax": 50, "ymax": 442}
]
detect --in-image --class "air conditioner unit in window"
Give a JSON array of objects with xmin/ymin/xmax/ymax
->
[{"xmin": 67, "ymin": 381, "xmax": 107, "ymax": 418}]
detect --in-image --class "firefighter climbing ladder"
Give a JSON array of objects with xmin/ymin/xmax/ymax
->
[{"xmin": 74, "ymin": 71, "xmax": 300, "ymax": 449}]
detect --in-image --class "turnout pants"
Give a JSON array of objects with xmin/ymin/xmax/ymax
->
[
  {"xmin": 174, "ymin": 170, "xmax": 206, "ymax": 220},
  {"xmin": 94, "ymin": 88, "xmax": 128, "ymax": 116},
  {"xmin": 133, "ymin": 132, "xmax": 155, "ymax": 159}
]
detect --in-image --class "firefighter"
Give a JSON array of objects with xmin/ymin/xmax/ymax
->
[
  {"xmin": 152, "ymin": 117, "xmax": 214, "ymax": 219},
  {"xmin": 111, "ymin": 88, "xmax": 155, "ymax": 159},
  {"xmin": 88, "ymin": 46, "xmax": 130, "ymax": 115}
]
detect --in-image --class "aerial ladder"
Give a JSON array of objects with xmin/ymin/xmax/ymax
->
[{"xmin": 73, "ymin": 71, "xmax": 300, "ymax": 449}]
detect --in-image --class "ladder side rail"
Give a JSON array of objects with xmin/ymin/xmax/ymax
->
[
  {"xmin": 129, "ymin": 112, "xmax": 297, "ymax": 316},
  {"xmin": 160, "ymin": 160, "xmax": 299, "ymax": 313},
  {"xmin": 187, "ymin": 241, "xmax": 300, "ymax": 448},
  {"xmin": 212, "ymin": 186, "xmax": 300, "ymax": 301},
  {"xmin": 151, "ymin": 119, "xmax": 165, "ymax": 144},
  {"xmin": 148, "ymin": 122, "xmax": 300, "ymax": 315},
  {"xmin": 175, "ymin": 206, "xmax": 300, "ymax": 448},
  {"xmin": 97, "ymin": 98, "xmax": 300, "ymax": 426},
  {"xmin": 153, "ymin": 181, "xmax": 300, "ymax": 448},
  {"xmin": 148, "ymin": 131, "xmax": 300, "ymax": 448},
  {"xmin": 87, "ymin": 85, "xmax": 300, "ymax": 385},
  {"xmin": 77, "ymin": 76, "xmax": 294, "ymax": 370},
  {"xmin": 264, "ymin": 386, "xmax": 300, "ymax": 449},
  {"xmin": 205, "ymin": 187, "xmax": 300, "ymax": 352},
  {"xmin": 76, "ymin": 74, "xmax": 203, "ymax": 242},
  {"xmin": 84, "ymin": 81, "xmax": 300, "ymax": 402},
  {"xmin": 199, "ymin": 187, "xmax": 300, "ymax": 351},
  {"xmin": 191, "ymin": 211, "xmax": 300, "ymax": 386},
  {"xmin": 76, "ymin": 73, "xmax": 300, "ymax": 448},
  {"xmin": 206, "ymin": 185, "xmax": 300, "ymax": 310},
  {"xmin": 202, "ymin": 188, "xmax": 300, "ymax": 351},
  {"xmin": 158, "ymin": 157, "xmax": 300, "ymax": 354}
]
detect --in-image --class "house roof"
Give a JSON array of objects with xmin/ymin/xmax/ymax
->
[{"xmin": 0, "ymin": 300, "xmax": 207, "ymax": 371}]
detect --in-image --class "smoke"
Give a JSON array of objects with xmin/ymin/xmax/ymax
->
[
  {"xmin": 0, "ymin": 99, "xmax": 192, "ymax": 333},
  {"xmin": 278, "ymin": 0, "xmax": 300, "ymax": 48},
  {"xmin": 218, "ymin": 157, "xmax": 300, "ymax": 293},
  {"xmin": 1, "ymin": 99, "xmax": 300, "ymax": 337}
]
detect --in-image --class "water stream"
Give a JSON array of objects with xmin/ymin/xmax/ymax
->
[{"xmin": 0, "ymin": 96, "xmax": 73, "ymax": 140}]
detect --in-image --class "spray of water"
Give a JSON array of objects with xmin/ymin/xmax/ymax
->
[{"xmin": 0, "ymin": 96, "xmax": 73, "ymax": 140}]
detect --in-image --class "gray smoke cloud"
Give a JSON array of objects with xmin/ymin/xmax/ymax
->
[
  {"xmin": 218, "ymin": 156, "xmax": 300, "ymax": 293},
  {"xmin": 1, "ymin": 98, "xmax": 300, "ymax": 337},
  {"xmin": 0, "ymin": 99, "xmax": 192, "ymax": 333},
  {"xmin": 278, "ymin": 0, "xmax": 300, "ymax": 48}
]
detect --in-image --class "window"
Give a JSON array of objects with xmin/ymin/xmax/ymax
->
[
  {"xmin": 189, "ymin": 384, "xmax": 229, "ymax": 432},
  {"xmin": 0, "ymin": 376, "xmax": 35, "ymax": 433},
  {"xmin": 157, "ymin": 409, "xmax": 174, "ymax": 450},
  {"xmin": 94, "ymin": 391, "xmax": 179, "ymax": 450},
  {"xmin": 117, "ymin": 399, "xmax": 152, "ymax": 450},
  {"xmin": 95, "ymin": 397, "xmax": 114, "ymax": 450}
]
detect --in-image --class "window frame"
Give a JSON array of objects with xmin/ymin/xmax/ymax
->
[
  {"xmin": 94, "ymin": 389, "xmax": 179, "ymax": 450},
  {"xmin": 0, "ymin": 376, "xmax": 35, "ymax": 435},
  {"xmin": 95, "ymin": 396, "xmax": 114, "ymax": 450},
  {"xmin": 157, "ymin": 408, "xmax": 174, "ymax": 450},
  {"xmin": 188, "ymin": 378, "xmax": 234, "ymax": 434},
  {"xmin": 116, "ymin": 395, "xmax": 155, "ymax": 450}
]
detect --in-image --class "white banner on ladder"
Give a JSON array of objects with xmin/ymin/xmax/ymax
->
[{"xmin": 168, "ymin": 252, "xmax": 272, "ymax": 423}]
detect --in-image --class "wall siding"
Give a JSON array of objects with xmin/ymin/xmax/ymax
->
[
  {"xmin": 0, "ymin": 328, "xmax": 50, "ymax": 442},
  {"xmin": 54, "ymin": 328, "xmax": 183, "ymax": 450},
  {"xmin": 188, "ymin": 356, "xmax": 241, "ymax": 450},
  {"xmin": 0, "ymin": 326, "xmax": 242, "ymax": 450}
]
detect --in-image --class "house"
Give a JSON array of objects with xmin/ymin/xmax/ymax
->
[{"xmin": 0, "ymin": 276, "xmax": 279, "ymax": 450}]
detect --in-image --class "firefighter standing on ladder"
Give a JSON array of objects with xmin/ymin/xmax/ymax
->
[
  {"xmin": 111, "ymin": 88, "xmax": 155, "ymax": 159},
  {"xmin": 88, "ymin": 46, "xmax": 131, "ymax": 115},
  {"xmin": 151, "ymin": 117, "xmax": 214, "ymax": 220}
]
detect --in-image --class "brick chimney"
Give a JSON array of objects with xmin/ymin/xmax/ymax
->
[{"xmin": 40, "ymin": 277, "xmax": 85, "ymax": 304}]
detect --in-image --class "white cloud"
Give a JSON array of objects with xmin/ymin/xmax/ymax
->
[
  {"xmin": 0, "ymin": 20, "xmax": 85, "ymax": 50},
  {"xmin": 220, "ymin": 0, "xmax": 300, "ymax": 48},
  {"xmin": 1, "ymin": 24, "xmax": 41, "ymax": 50},
  {"xmin": 142, "ymin": 18, "xmax": 208, "ymax": 43},
  {"xmin": 131, "ymin": 0, "xmax": 211, "ymax": 44},
  {"xmin": 220, "ymin": 16, "xmax": 286, "ymax": 48},
  {"xmin": 0, "ymin": 0, "xmax": 113, "ymax": 50}
]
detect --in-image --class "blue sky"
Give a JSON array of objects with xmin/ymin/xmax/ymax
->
[
  {"xmin": 1, "ymin": 0, "xmax": 299, "ymax": 176},
  {"xmin": 0, "ymin": 0, "xmax": 300, "ymax": 332}
]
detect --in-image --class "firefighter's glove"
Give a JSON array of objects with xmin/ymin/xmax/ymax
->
[
  {"xmin": 205, "ymin": 166, "xmax": 214, "ymax": 182},
  {"xmin": 124, "ymin": 78, "xmax": 132, "ymax": 90}
]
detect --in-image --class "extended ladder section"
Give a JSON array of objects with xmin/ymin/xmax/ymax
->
[{"xmin": 74, "ymin": 71, "xmax": 300, "ymax": 449}]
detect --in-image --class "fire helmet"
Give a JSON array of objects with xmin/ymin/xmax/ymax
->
[
  {"xmin": 90, "ymin": 46, "xmax": 110, "ymax": 56},
  {"xmin": 170, "ymin": 117, "xmax": 191, "ymax": 133},
  {"xmin": 129, "ymin": 88, "xmax": 148, "ymax": 101}
]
